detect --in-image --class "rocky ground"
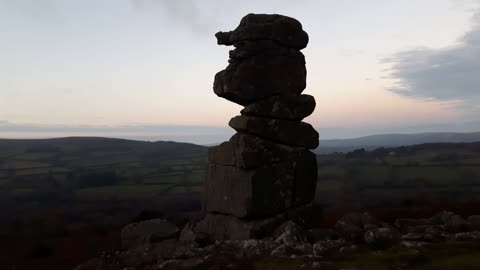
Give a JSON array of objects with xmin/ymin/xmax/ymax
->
[{"xmin": 75, "ymin": 211, "xmax": 480, "ymax": 270}]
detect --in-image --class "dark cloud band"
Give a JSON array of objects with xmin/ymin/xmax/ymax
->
[{"xmin": 385, "ymin": 9, "xmax": 480, "ymax": 106}]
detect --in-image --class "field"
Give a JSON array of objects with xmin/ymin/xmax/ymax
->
[
  {"xmin": 0, "ymin": 137, "xmax": 208, "ymax": 270},
  {"xmin": 316, "ymin": 143, "xmax": 480, "ymax": 208},
  {"xmin": 1, "ymin": 138, "xmax": 480, "ymax": 269},
  {"xmin": 0, "ymin": 137, "xmax": 207, "ymax": 205}
]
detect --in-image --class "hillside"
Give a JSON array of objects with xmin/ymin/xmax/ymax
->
[
  {"xmin": 0, "ymin": 136, "xmax": 208, "ymax": 203},
  {"xmin": 316, "ymin": 132, "xmax": 480, "ymax": 153},
  {"xmin": 316, "ymin": 142, "xmax": 480, "ymax": 208},
  {"xmin": 2, "ymin": 138, "xmax": 480, "ymax": 269},
  {"xmin": 0, "ymin": 137, "xmax": 207, "ymax": 157},
  {"xmin": 0, "ymin": 137, "xmax": 208, "ymax": 269}
]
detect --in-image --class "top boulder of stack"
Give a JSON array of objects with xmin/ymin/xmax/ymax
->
[{"xmin": 215, "ymin": 13, "xmax": 309, "ymax": 50}]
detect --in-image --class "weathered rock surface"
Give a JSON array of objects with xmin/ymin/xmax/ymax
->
[
  {"xmin": 395, "ymin": 211, "xmax": 471, "ymax": 235},
  {"xmin": 159, "ymin": 258, "xmax": 204, "ymax": 269},
  {"xmin": 270, "ymin": 221, "xmax": 312, "ymax": 256},
  {"xmin": 364, "ymin": 227, "xmax": 400, "ymax": 249},
  {"xmin": 205, "ymin": 162, "xmax": 294, "ymax": 218},
  {"xmin": 215, "ymin": 13, "xmax": 309, "ymax": 50},
  {"xmin": 273, "ymin": 221, "xmax": 308, "ymax": 245},
  {"xmin": 229, "ymin": 115, "xmax": 319, "ymax": 149},
  {"xmin": 454, "ymin": 231, "xmax": 480, "ymax": 241},
  {"xmin": 203, "ymin": 13, "xmax": 318, "ymax": 242},
  {"xmin": 206, "ymin": 146, "xmax": 317, "ymax": 218},
  {"xmin": 292, "ymin": 153, "xmax": 319, "ymax": 206},
  {"xmin": 120, "ymin": 219, "xmax": 179, "ymax": 249},
  {"xmin": 395, "ymin": 218, "xmax": 431, "ymax": 230},
  {"xmin": 205, "ymin": 161, "xmax": 316, "ymax": 218},
  {"xmin": 194, "ymin": 213, "xmax": 284, "ymax": 241},
  {"xmin": 208, "ymin": 133, "xmax": 312, "ymax": 169},
  {"xmin": 178, "ymin": 223, "xmax": 209, "ymax": 247},
  {"xmin": 241, "ymin": 94, "xmax": 316, "ymax": 121},
  {"xmin": 76, "ymin": 211, "xmax": 480, "ymax": 270},
  {"xmin": 213, "ymin": 51, "xmax": 306, "ymax": 106},
  {"xmin": 335, "ymin": 212, "xmax": 379, "ymax": 243},
  {"xmin": 228, "ymin": 40, "xmax": 298, "ymax": 61},
  {"xmin": 307, "ymin": 228, "xmax": 336, "ymax": 243},
  {"xmin": 468, "ymin": 215, "xmax": 480, "ymax": 230},
  {"xmin": 312, "ymin": 239, "xmax": 348, "ymax": 257},
  {"xmin": 401, "ymin": 232, "xmax": 426, "ymax": 241},
  {"xmin": 433, "ymin": 211, "xmax": 470, "ymax": 233}
]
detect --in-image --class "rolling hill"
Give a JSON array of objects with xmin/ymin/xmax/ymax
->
[{"xmin": 316, "ymin": 132, "xmax": 480, "ymax": 153}]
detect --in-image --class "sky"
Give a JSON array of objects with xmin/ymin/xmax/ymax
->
[{"xmin": 0, "ymin": 0, "xmax": 479, "ymax": 144}]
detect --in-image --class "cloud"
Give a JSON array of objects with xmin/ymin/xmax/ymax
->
[
  {"xmin": 129, "ymin": 0, "xmax": 301, "ymax": 36},
  {"xmin": 453, "ymin": 0, "xmax": 480, "ymax": 11},
  {"xmin": 384, "ymin": 8, "xmax": 480, "ymax": 115},
  {"xmin": 0, "ymin": 0, "xmax": 62, "ymax": 21},
  {"xmin": 130, "ymin": 0, "xmax": 217, "ymax": 35},
  {"xmin": 0, "ymin": 123, "xmax": 228, "ymax": 134}
]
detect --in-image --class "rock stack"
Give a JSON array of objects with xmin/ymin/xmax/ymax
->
[{"xmin": 197, "ymin": 13, "xmax": 319, "ymax": 240}]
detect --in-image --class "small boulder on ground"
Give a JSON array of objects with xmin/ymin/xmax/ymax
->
[
  {"xmin": 120, "ymin": 219, "xmax": 179, "ymax": 249},
  {"xmin": 307, "ymin": 228, "xmax": 336, "ymax": 243},
  {"xmin": 395, "ymin": 218, "xmax": 431, "ymax": 231},
  {"xmin": 468, "ymin": 215, "xmax": 480, "ymax": 230},
  {"xmin": 273, "ymin": 221, "xmax": 308, "ymax": 245},
  {"xmin": 432, "ymin": 211, "xmax": 470, "ymax": 233},
  {"xmin": 269, "ymin": 221, "xmax": 312, "ymax": 257},
  {"xmin": 396, "ymin": 211, "xmax": 470, "ymax": 234},
  {"xmin": 454, "ymin": 231, "xmax": 480, "ymax": 241},
  {"xmin": 312, "ymin": 239, "xmax": 348, "ymax": 257},
  {"xmin": 335, "ymin": 212, "xmax": 379, "ymax": 243},
  {"xmin": 364, "ymin": 227, "xmax": 400, "ymax": 249}
]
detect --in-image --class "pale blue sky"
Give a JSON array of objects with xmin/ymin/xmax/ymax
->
[{"xmin": 0, "ymin": 0, "xmax": 479, "ymax": 142}]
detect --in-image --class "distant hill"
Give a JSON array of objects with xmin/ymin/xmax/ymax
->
[
  {"xmin": 0, "ymin": 136, "xmax": 209, "ymax": 217},
  {"xmin": 5, "ymin": 133, "xmax": 480, "ymax": 156},
  {"xmin": 316, "ymin": 132, "xmax": 480, "ymax": 154},
  {"xmin": 0, "ymin": 136, "xmax": 207, "ymax": 156},
  {"xmin": 0, "ymin": 136, "xmax": 208, "ymax": 198},
  {"xmin": 0, "ymin": 137, "xmax": 208, "ymax": 270}
]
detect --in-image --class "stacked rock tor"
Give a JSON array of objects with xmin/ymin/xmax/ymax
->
[{"xmin": 197, "ymin": 14, "xmax": 319, "ymax": 240}]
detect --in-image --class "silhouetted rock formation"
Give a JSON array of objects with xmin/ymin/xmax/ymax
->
[
  {"xmin": 215, "ymin": 14, "xmax": 309, "ymax": 49},
  {"xmin": 197, "ymin": 13, "xmax": 319, "ymax": 240},
  {"xmin": 241, "ymin": 94, "xmax": 316, "ymax": 121},
  {"xmin": 213, "ymin": 14, "xmax": 309, "ymax": 106}
]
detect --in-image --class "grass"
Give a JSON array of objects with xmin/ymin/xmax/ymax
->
[
  {"xmin": 318, "ymin": 166, "xmax": 346, "ymax": 179},
  {"xmin": 316, "ymin": 179, "xmax": 344, "ymax": 191},
  {"xmin": 2, "ymin": 138, "xmax": 480, "ymax": 212},
  {"xmin": 349, "ymin": 166, "xmax": 390, "ymax": 187},
  {"xmin": 0, "ymin": 161, "xmax": 51, "ymax": 170},
  {"xmin": 14, "ymin": 152, "xmax": 56, "ymax": 161},
  {"xmin": 13, "ymin": 167, "xmax": 70, "ymax": 176},
  {"xmin": 314, "ymin": 144, "xmax": 480, "ymax": 207},
  {"xmin": 397, "ymin": 167, "xmax": 462, "ymax": 186},
  {"xmin": 74, "ymin": 184, "xmax": 173, "ymax": 200},
  {"xmin": 143, "ymin": 174, "xmax": 187, "ymax": 184},
  {"xmin": 142, "ymin": 171, "xmax": 205, "ymax": 185},
  {"xmin": 462, "ymin": 158, "xmax": 480, "ymax": 164},
  {"xmin": 10, "ymin": 188, "xmax": 35, "ymax": 199}
]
